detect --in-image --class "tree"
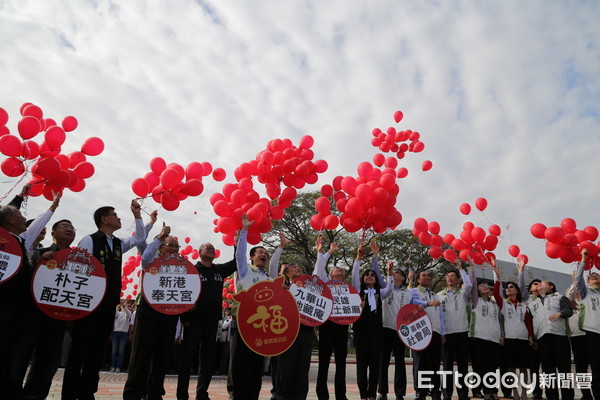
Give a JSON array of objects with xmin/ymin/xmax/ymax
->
[{"xmin": 261, "ymin": 191, "xmax": 453, "ymax": 288}]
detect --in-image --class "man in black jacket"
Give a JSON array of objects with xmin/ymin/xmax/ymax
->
[{"xmin": 177, "ymin": 242, "xmax": 236, "ymax": 400}]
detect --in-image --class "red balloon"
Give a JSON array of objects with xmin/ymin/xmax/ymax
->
[
  {"xmin": 323, "ymin": 214, "xmax": 339, "ymax": 230},
  {"xmin": 22, "ymin": 104, "xmax": 43, "ymax": 119},
  {"xmin": 508, "ymin": 245, "xmax": 520, "ymax": 257},
  {"xmin": 315, "ymin": 197, "xmax": 331, "ymax": 214},
  {"xmin": 270, "ymin": 205, "xmax": 285, "ymax": 220},
  {"xmin": 160, "ymin": 168, "xmax": 180, "ymax": 190},
  {"xmin": 412, "ymin": 141, "xmax": 425, "ymax": 153},
  {"xmin": 0, "ymin": 107, "xmax": 8, "ymax": 126},
  {"xmin": 443, "ymin": 249, "xmax": 457, "ymax": 262},
  {"xmin": 167, "ymin": 163, "xmax": 185, "ymax": 181},
  {"xmin": 47, "ymin": 170, "xmax": 71, "ymax": 187},
  {"xmin": 185, "ymin": 162, "xmax": 204, "ymax": 179},
  {"xmin": 73, "ymin": 162, "xmax": 95, "ymax": 179},
  {"xmin": 393, "ymin": 110, "xmax": 403, "ymax": 123},
  {"xmin": 44, "ymin": 126, "xmax": 66, "ymax": 148},
  {"xmin": 397, "ymin": 168, "xmax": 408, "ymax": 179},
  {"xmin": 150, "ymin": 157, "xmax": 167, "ymax": 174},
  {"xmin": 32, "ymin": 157, "xmax": 60, "ymax": 178},
  {"xmin": 17, "ymin": 116, "xmax": 41, "ymax": 140},
  {"xmin": 310, "ymin": 214, "xmax": 325, "ymax": 231},
  {"xmin": 583, "ymin": 226, "xmax": 599, "ymax": 242},
  {"xmin": 81, "ymin": 137, "xmax": 104, "ymax": 156},
  {"xmin": 313, "ymin": 159, "xmax": 328, "ymax": 173},
  {"xmin": 201, "ymin": 162, "xmax": 213, "ymax": 176},
  {"xmin": 418, "ymin": 232, "xmax": 432, "ymax": 246},
  {"xmin": 471, "ymin": 227, "xmax": 486, "ymax": 243},
  {"xmin": 209, "ymin": 167, "xmax": 225, "ymax": 182},
  {"xmin": 68, "ymin": 151, "xmax": 87, "ymax": 168},
  {"xmin": 463, "ymin": 221, "xmax": 475, "ymax": 231},
  {"xmin": 563, "ymin": 233, "xmax": 578, "ymax": 246},
  {"xmin": 61, "ymin": 116, "xmax": 78, "ymax": 132},
  {"xmin": 517, "ymin": 254, "xmax": 529, "ymax": 265},
  {"xmin": 421, "ymin": 160, "xmax": 432, "ymax": 171},
  {"xmin": 475, "ymin": 197, "xmax": 488, "ymax": 212},
  {"xmin": 0, "ymin": 135, "xmax": 22, "ymax": 157},
  {"xmin": 544, "ymin": 227, "xmax": 564, "ymax": 244},
  {"xmin": 429, "ymin": 246, "xmax": 442, "ymax": 259},
  {"xmin": 1, "ymin": 157, "xmax": 25, "ymax": 177},
  {"xmin": 161, "ymin": 192, "xmax": 180, "ymax": 211},
  {"xmin": 373, "ymin": 153, "xmax": 385, "ymax": 167},
  {"xmin": 131, "ymin": 178, "xmax": 150, "ymax": 197},
  {"xmin": 320, "ymin": 184, "xmax": 333, "ymax": 197},
  {"xmin": 0, "ymin": 126, "xmax": 9, "ymax": 137},
  {"xmin": 413, "ymin": 217, "xmax": 428, "ymax": 233},
  {"xmin": 182, "ymin": 179, "xmax": 204, "ymax": 196},
  {"xmin": 428, "ymin": 221, "xmax": 440, "ymax": 235},
  {"xmin": 443, "ymin": 234, "xmax": 455, "ymax": 245},
  {"xmin": 488, "ymin": 224, "xmax": 501, "ymax": 236},
  {"xmin": 530, "ymin": 223, "xmax": 547, "ymax": 239},
  {"xmin": 21, "ymin": 140, "xmax": 40, "ymax": 159},
  {"xmin": 484, "ymin": 235, "xmax": 498, "ymax": 251},
  {"xmin": 459, "ymin": 203, "xmax": 471, "ymax": 215},
  {"xmin": 561, "ymin": 218, "xmax": 577, "ymax": 234},
  {"xmin": 357, "ymin": 162, "xmax": 373, "ymax": 178},
  {"xmin": 299, "ymin": 135, "xmax": 314, "ymax": 149}
]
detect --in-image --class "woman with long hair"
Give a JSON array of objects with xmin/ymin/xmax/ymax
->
[
  {"xmin": 352, "ymin": 242, "xmax": 390, "ymax": 400},
  {"xmin": 491, "ymin": 258, "xmax": 533, "ymax": 400}
]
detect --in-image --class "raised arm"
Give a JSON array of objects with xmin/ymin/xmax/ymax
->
[
  {"xmin": 518, "ymin": 256, "xmax": 530, "ymax": 303},
  {"xmin": 136, "ymin": 210, "xmax": 158, "ymax": 255},
  {"xmin": 470, "ymin": 265, "xmax": 479, "ymax": 309},
  {"xmin": 269, "ymin": 232, "xmax": 289, "ymax": 277},
  {"xmin": 575, "ymin": 249, "xmax": 588, "ymax": 300},
  {"xmin": 491, "ymin": 259, "xmax": 504, "ymax": 308},
  {"xmin": 459, "ymin": 261, "xmax": 472, "ymax": 302},
  {"xmin": 120, "ymin": 200, "xmax": 146, "ymax": 252},
  {"xmin": 313, "ymin": 237, "xmax": 329, "ymax": 282},
  {"xmin": 21, "ymin": 192, "xmax": 60, "ymax": 255},
  {"xmin": 380, "ymin": 261, "xmax": 395, "ymax": 300},
  {"xmin": 235, "ymin": 216, "xmax": 252, "ymax": 279},
  {"xmin": 141, "ymin": 223, "xmax": 169, "ymax": 267},
  {"xmin": 369, "ymin": 240, "xmax": 387, "ymax": 288},
  {"xmin": 351, "ymin": 245, "xmax": 364, "ymax": 292}
]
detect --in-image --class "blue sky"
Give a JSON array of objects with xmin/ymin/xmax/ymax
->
[{"xmin": 1, "ymin": 0, "xmax": 599, "ymax": 278}]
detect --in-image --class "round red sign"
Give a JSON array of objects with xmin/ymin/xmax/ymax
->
[
  {"xmin": 234, "ymin": 276, "xmax": 300, "ymax": 356},
  {"xmin": 32, "ymin": 248, "xmax": 106, "ymax": 321},
  {"xmin": 326, "ymin": 281, "xmax": 363, "ymax": 325},
  {"xmin": 396, "ymin": 303, "xmax": 433, "ymax": 351},
  {"xmin": 0, "ymin": 227, "xmax": 23, "ymax": 284},
  {"xmin": 142, "ymin": 253, "xmax": 201, "ymax": 315}
]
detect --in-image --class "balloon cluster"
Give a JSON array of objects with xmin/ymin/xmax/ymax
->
[
  {"xmin": 370, "ymin": 111, "xmax": 432, "ymax": 173},
  {"xmin": 0, "ymin": 103, "xmax": 104, "ymax": 199},
  {"xmin": 222, "ymin": 277, "xmax": 235, "ymax": 309},
  {"xmin": 414, "ymin": 198, "xmax": 528, "ymax": 265},
  {"xmin": 131, "ymin": 158, "xmax": 224, "ymax": 211},
  {"xmin": 121, "ymin": 254, "xmax": 142, "ymax": 300},
  {"xmin": 311, "ymin": 111, "xmax": 429, "ymax": 234},
  {"xmin": 311, "ymin": 161, "xmax": 402, "ymax": 233},
  {"xmin": 531, "ymin": 219, "xmax": 599, "ymax": 269},
  {"xmin": 211, "ymin": 135, "xmax": 328, "ymax": 245}
]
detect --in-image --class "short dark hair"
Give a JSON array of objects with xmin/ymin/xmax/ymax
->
[
  {"xmin": 93, "ymin": 206, "xmax": 115, "ymax": 228},
  {"xmin": 504, "ymin": 280, "xmax": 523, "ymax": 302},
  {"xmin": 249, "ymin": 246, "xmax": 266, "ymax": 258},
  {"xmin": 446, "ymin": 269, "xmax": 460, "ymax": 279},
  {"xmin": 528, "ymin": 279, "xmax": 541, "ymax": 292},
  {"xmin": 52, "ymin": 219, "xmax": 72, "ymax": 231},
  {"xmin": 546, "ymin": 281, "xmax": 557, "ymax": 294},
  {"xmin": 0, "ymin": 205, "xmax": 18, "ymax": 227}
]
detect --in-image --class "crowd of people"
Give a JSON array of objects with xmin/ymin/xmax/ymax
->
[{"xmin": 0, "ymin": 185, "xmax": 598, "ymax": 400}]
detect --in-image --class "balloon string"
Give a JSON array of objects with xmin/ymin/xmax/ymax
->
[{"xmin": 0, "ymin": 167, "xmax": 32, "ymax": 204}]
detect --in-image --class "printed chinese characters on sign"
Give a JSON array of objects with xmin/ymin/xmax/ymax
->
[
  {"xmin": 327, "ymin": 281, "xmax": 362, "ymax": 325},
  {"xmin": 396, "ymin": 303, "xmax": 433, "ymax": 351},
  {"xmin": 32, "ymin": 248, "xmax": 106, "ymax": 320},
  {"xmin": 234, "ymin": 276, "xmax": 300, "ymax": 356},
  {"xmin": 290, "ymin": 275, "xmax": 333, "ymax": 326},
  {"xmin": 142, "ymin": 253, "xmax": 201, "ymax": 315},
  {"xmin": 0, "ymin": 226, "xmax": 23, "ymax": 284}
]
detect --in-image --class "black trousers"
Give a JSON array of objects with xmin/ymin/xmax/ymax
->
[
  {"xmin": 231, "ymin": 328, "xmax": 264, "ymax": 400},
  {"xmin": 354, "ymin": 327, "xmax": 383, "ymax": 399},
  {"xmin": 62, "ymin": 306, "xmax": 114, "ymax": 400},
  {"xmin": 528, "ymin": 343, "xmax": 543, "ymax": 397},
  {"xmin": 585, "ymin": 331, "xmax": 600, "ymax": 400},
  {"xmin": 537, "ymin": 334, "xmax": 574, "ymax": 400},
  {"xmin": 176, "ymin": 320, "xmax": 218, "ymax": 400},
  {"xmin": 441, "ymin": 332, "xmax": 470, "ymax": 399},
  {"xmin": 413, "ymin": 332, "xmax": 442, "ymax": 398},
  {"xmin": 275, "ymin": 327, "xmax": 313, "ymax": 400},
  {"xmin": 123, "ymin": 318, "xmax": 177, "ymax": 400},
  {"xmin": 471, "ymin": 339, "xmax": 500, "ymax": 395},
  {"xmin": 378, "ymin": 327, "xmax": 407, "ymax": 397},
  {"xmin": 570, "ymin": 335, "xmax": 592, "ymax": 400},
  {"xmin": 316, "ymin": 321, "xmax": 349, "ymax": 400},
  {"xmin": 0, "ymin": 306, "xmax": 25, "ymax": 400}
]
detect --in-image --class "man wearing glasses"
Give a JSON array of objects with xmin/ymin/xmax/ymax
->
[
  {"xmin": 62, "ymin": 201, "xmax": 148, "ymax": 400},
  {"xmin": 176, "ymin": 241, "xmax": 237, "ymax": 400}
]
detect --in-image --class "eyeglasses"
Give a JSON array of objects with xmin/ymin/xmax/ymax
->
[
  {"xmin": 56, "ymin": 224, "xmax": 76, "ymax": 231},
  {"xmin": 364, "ymin": 272, "xmax": 376, "ymax": 277},
  {"xmin": 506, "ymin": 285, "xmax": 516, "ymax": 289}
]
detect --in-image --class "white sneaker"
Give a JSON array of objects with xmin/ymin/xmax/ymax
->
[
  {"xmin": 116, "ymin": 368, "xmax": 121, "ymax": 373},
  {"xmin": 109, "ymin": 367, "xmax": 115, "ymax": 372}
]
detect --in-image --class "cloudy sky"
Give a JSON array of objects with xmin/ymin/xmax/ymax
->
[{"xmin": 1, "ymin": 0, "xmax": 599, "ymax": 274}]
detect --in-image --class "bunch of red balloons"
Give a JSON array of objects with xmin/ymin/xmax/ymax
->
[
  {"xmin": 369, "ymin": 110, "xmax": 432, "ymax": 173},
  {"xmin": 531, "ymin": 218, "xmax": 599, "ymax": 269},
  {"xmin": 131, "ymin": 158, "xmax": 221, "ymax": 211},
  {"xmin": 0, "ymin": 103, "xmax": 104, "ymax": 199},
  {"xmin": 120, "ymin": 254, "xmax": 142, "ymax": 300},
  {"xmin": 222, "ymin": 277, "xmax": 235, "ymax": 309},
  {"xmin": 311, "ymin": 160, "xmax": 402, "ymax": 233},
  {"xmin": 211, "ymin": 135, "xmax": 328, "ymax": 245}
]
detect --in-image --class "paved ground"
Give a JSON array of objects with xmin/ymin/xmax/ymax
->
[{"xmin": 46, "ymin": 358, "xmax": 587, "ymax": 400}]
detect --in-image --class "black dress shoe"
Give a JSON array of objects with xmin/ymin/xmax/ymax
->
[{"xmin": 377, "ymin": 395, "xmax": 388, "ymax": 400}]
